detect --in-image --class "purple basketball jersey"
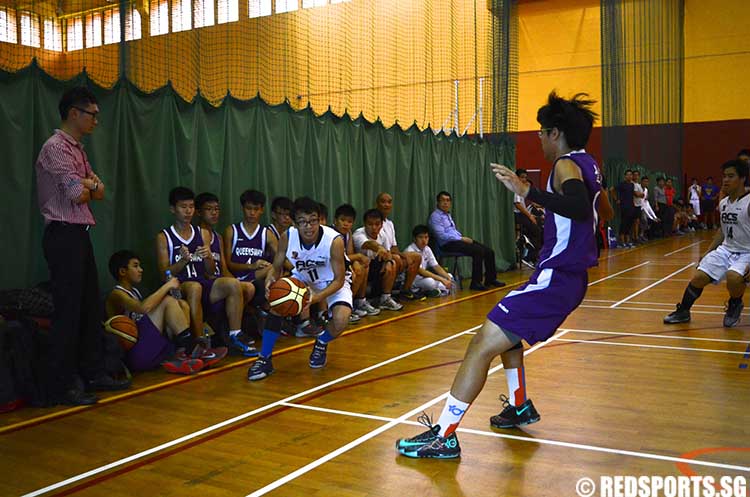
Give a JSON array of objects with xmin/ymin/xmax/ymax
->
[
  {"xmin": 209, "ymin": 230, "xmax": 222, "ymax": 278},
  {"xmin": 537, "ymin": 151, "xmax": 603, "ymax": 272},
  {"xmin": 229, "ymin": 222, "xmax": 269, "ymax": 281},
  {"xmin": 162, "ymin": 225, "xmax": 209, "ymax": 282}
]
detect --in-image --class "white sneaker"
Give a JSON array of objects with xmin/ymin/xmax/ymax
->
[
  {"xmin": 358, "ymin": 301, "xmax": 381, "ymax": 316},
  {"xmin": 349, "ymin": 313, "xmax": 362, "ymax": 323},
  {"xmin": 353, "ymin": 307, "xmax": 368, "ymax": 317},
  {"xmin": 379, "ymin": 296, "xmax": 404, "ymax": 311}
]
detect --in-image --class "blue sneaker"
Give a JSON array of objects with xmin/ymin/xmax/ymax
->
[
  {"xmin": 247, "ymin": 356, "xmax": 274, "ymax": 381},
  {"xmin": 229, "ymin": 332, "xmax": 259, "ymax": 357},
  {"xmin": 309, "ymin": 340, "xmax": 328, "ymax": 368}
]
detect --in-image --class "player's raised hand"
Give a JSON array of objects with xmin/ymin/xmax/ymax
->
[{"xmin": 490, "ymin": 163, "xmax": 530, "ymax": 197}]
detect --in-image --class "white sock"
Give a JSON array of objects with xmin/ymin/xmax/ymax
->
[
  {"xmin": 229, "ymin": 329, "xmax": 241, "ymax": 337},
  {"xmin": 381, "ymin": 293, "xmax": 391, "ymax": 302},
  {"xmin": 436, "ymin": 393, "xmax": 470, "ymax": 437}
]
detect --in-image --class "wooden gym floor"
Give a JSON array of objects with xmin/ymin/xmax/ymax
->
[{"xmin": 2, "ymin": 231, "xmax": 749, "ymax": 497}]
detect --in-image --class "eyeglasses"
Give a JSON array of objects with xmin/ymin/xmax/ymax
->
[
  {"xmin": 537, "ymin": 128, "xmax": 552, "ymax": 137},
  {"xmin": 296, "ymin": 218, "xmax": 319, "ymax": 227},
  {"xmin": 74, "ymin": 107, "xmax": 99, "ymax": 118}
]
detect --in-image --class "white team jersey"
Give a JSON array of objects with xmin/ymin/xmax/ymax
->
[
  {"xmin": 720, "ymin": 193, "xmax": 750, "ymax": 253},
  {"xmin": 287, "ymin": 225, "xmax": 347, "ymax": 286}
]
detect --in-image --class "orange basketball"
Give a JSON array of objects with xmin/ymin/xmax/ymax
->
[
  {"xmin": 268, "ymin": 277, "xmax": 310, "ymax": 317},
  {"xmin": 104, "ymin": 315, "xmax": 139, "ymax": 351}
]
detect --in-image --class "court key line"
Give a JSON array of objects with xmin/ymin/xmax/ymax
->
[
  {"xmin": 609, "ymin": 263, "xmax": 696, "ymax": 308},
  {"xmin": 555, "ymin": 338, "xmax": 749, "ymax": 356},
  {"xmin": 560, "ymin": 328, "xmax": 750, "ymax": 345},
  {"xmin": 587, "ymin": 261, "xmax": 650, "ymax": 286},
  {"xmin": 244, "ymin": 330, "xmax": 571, "ymax": 497},
  {"xmin": 276, "ymin": 403, "xmax": 750, "ymax": 474},
  {"xmin": 580, "ymin": 304, "xmax": 746, "ymax": 317},
  {"xmin": 664, "ymin": 240, "xmax": 703, "ymax": 257},
  {"xmin": 22, "ymin": 325, "xmax": 482, "ymax": 497}
]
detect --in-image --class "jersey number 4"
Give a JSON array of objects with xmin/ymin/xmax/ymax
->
[{"xmin": 728, "ymin": 227, "xmax": 734, "ymax": 239}]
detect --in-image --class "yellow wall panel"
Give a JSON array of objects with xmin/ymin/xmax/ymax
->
[
  {"xmin": 517, "ymin": 0, "xmax": 601, "ymax": 131},
  {"xmin": 684, "ymin": 0, "xmax": 750, "ymax": 123}
]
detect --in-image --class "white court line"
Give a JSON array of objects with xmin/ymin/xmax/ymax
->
[
  {"xmin": 555, "ymin": 338, "xmax": 747, "ymax": 355},
  {"xmin": 579, "ymin": 304, "xmax": 746, "ymax": 317},
  {"xmin": 245, "ymin": 330, "xmax": 571, "ymax": 497},
  {"xmin": 561, "ymin": 328, "xmax": 750, "ymax": 345},
  {"xmin": 22, "ymin": 325, "xmax": 481, "ymax": 497},
  {"xmin": 587, "ymin": 261, "xmax": 650, "ymax": 286},
  {"xmin": 278, "ymin": 402, "xmax": 750, "ymax": 474},
  {"xmin": 664, "ymin": 240, "xmax": 703, "ymax": 257},
  {"xmin": 584, "ymin": 299, "xmax": 731, "ymax": 309},
  {"xmin": 610, "ymin": 263, "xmax": 695, "ymax": 308}
]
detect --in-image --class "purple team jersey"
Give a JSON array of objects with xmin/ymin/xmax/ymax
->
[
  {"xmin": 487, "ymin": 150, "xmax": 602, "ymax": 345},
  {"xmin": 162, "ymin": 225, "xmax": 210, "ymax": 282},
  {"xmin": 229, "ymin": 222, "xmax": 270, "ymax": 281},
  {"xmin": 209, "ymin": 230, "xmax": 222, "ymax": 278},
  {"xmin": 537, "ymin": 151, "xmax": 602, "ymax": 272}
]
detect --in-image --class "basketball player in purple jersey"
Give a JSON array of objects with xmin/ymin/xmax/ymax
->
[
  {"xmin": 224, "ymin": 189, "xmax": 278, "ymax": 355},
  {"xmin": 156, "ymin": 187, "xmax": 242, "ymax": 364},
  {"xmin": 195, "ymin": 192, "xmax": 229, "ymax": 279},
  {"xmin": 397, "ymin": 92, "xmax": 612, "ymax": 458}
]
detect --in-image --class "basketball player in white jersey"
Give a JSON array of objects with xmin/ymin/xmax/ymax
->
[
  {"xmin": 247, "ymin": 197, "xmax": 352, "ymax": 380},
  {"xmin": 664, "ymin": 160, "xmax": 750, "ymax": 327}
]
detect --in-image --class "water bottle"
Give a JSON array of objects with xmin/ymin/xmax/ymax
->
[
  {"xmin": 450, "ymin": 275, "xmax": 458, "ymax": 296},
  {"xmin": 165, "ymin": 270, "xmax": 183, "ymax": 300}
]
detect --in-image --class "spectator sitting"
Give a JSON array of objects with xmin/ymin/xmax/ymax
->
[
  {"xmin": 428, "ymin": 191, "xmax": 504, "ymax": 291},
  {"xmin": 405, "ymin": 225, "xmax": 454, "ymax": 297},
  {"xmin": 353, "ymin": 209, "xmax": 404, "ymax": 311}
]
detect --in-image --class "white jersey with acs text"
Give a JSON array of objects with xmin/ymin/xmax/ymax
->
[
  {"xmin": 287, "ymin": 225, "xmax": 348, "ymax": 287},
  {"xmin": 720, "ymin": 193, "xmax": 750, "ymax": 253}
]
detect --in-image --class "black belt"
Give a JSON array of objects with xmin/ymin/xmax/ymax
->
[{"xmin": 48, "ymin": 221, "xmax": 91, "ymax": 231}]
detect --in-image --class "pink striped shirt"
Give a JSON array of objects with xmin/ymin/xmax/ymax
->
[{"xmin": 35, "ymin": 129, "xmax": 96, "ymax": 225}]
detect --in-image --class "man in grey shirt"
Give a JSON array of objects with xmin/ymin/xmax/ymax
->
[{"xmin": 653, "ymin": 177, "xmax": 667, "ymax": 236}]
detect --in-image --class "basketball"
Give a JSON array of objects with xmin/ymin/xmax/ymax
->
[
  {"xmin": 104, "ymin": 315, "xmax": 139, "ymax": 351},
  {"xmin": 268, "ymin": 277, "xmax": 310, "ymax": 317}
]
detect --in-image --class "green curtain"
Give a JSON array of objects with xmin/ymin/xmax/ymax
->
[{"xmin": 1, "ymin": 62, "xmax": 516, "ymax": 292}]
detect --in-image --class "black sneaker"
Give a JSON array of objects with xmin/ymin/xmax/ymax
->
[
  {"xmin": 399, "ymin": 290, "xmax": 426, "ymax": 302},
  {"xmin": 396, "ymin": 413, "xmax": 461, "ymax": 459},
  {"xmin": 723, "ymin": 299, "xmax": 743, "ymax": 328},
  {"xmin": 309, "ymin": 340, "xmax": 328, "ymax": 368},
  {"xmin": 663, "ymin": 304, "xmax": 691, "ymax": 324},
  {"xmin": 247, "ymin": 356, "xmax": 274, "ymax": 381},
  {"xmin": 489, "ymin": 394, "xmax": 540, "ymax": 429}
]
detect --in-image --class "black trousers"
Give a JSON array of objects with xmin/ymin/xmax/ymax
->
[
  {"xmin": 515, "ymin": 212, "xmax": 542, "ymax": 261},
  {"xmin": 42, "ymin": 222, "xmax": 105, "ymax": 398},
  {"xmin": 441, "ymin": 240, "xmax": 497, "ymax": 285}
]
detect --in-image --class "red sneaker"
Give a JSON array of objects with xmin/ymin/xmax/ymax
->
[{"xmin": 162, "ymin": 357, "xmax": 205, "ymax": 375}]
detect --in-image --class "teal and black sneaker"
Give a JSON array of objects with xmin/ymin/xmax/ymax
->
[
  {"xmin": 490, "ymin": 394, "xmax": 540, "ymax": 429},
  {"xmin": 396, "ymin": 413, "xmax": 461, "ymax": 459}
]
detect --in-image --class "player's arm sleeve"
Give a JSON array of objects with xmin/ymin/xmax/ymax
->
[{"xmin": 525, "ymin": 179, "xmax": 591, "ymax": 222}]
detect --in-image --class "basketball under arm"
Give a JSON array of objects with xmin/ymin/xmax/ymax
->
[{"xmin": 525, "ymin": 179, "xmax": 591, "ymax": 222}]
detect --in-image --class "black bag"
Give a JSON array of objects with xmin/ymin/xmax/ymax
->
[
  {"xmin": 0, "ymin": 318, "xmax": 19, "ymax": 408},
  {"xmin": 101, "ymin": 331, "xmax": 132, "ymax": 382},
  {"xmin": 2, "ymin": 316, "xmax": 50, "ymax": 407},
  {"xmin": 0, "ymin": 283, "xmax": 55, "ymax": 318}
]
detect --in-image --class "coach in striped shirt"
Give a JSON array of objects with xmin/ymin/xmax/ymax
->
[{"xmin": 35, "ymin": 87, "xmax": 130, "ymax": 406}]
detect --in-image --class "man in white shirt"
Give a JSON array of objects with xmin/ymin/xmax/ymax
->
[
  {"xmin": 632, "ymin": 171, "xmax": 646, "ymax": 243},
  {"xmin": 375, "ymin": 192, "xmax": 422, "ymax": 300},
  {"xmin": 405, "ymin": 225, "xmax": 454, "ymax": 297},
  {"xmin": 353, "ymin": 209, "xmax": 404, "ymax": 311}
]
